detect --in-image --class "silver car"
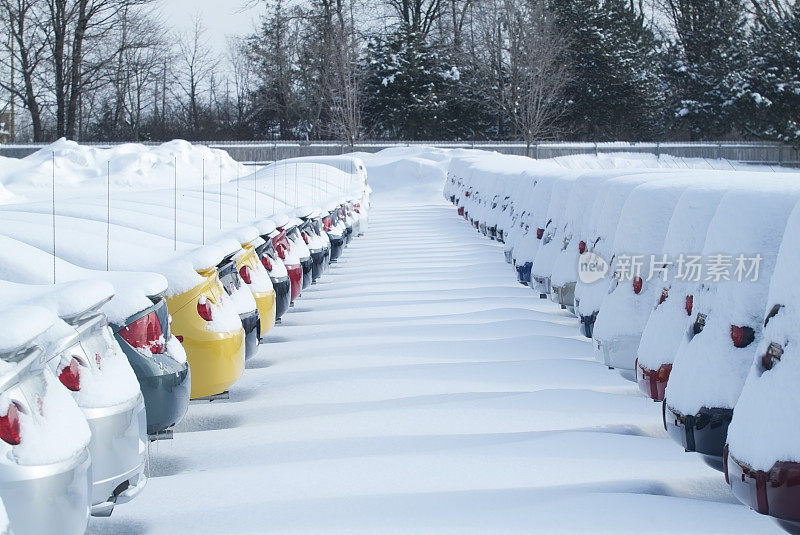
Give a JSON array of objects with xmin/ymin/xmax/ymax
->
[
  {"xmin": 57, "ymin": 304, "xmax": 148, "ymax": 516},
  {"xmin": 0, "ymin": 306, "xmax": 92, "ymax": 535},
  {"xmin": 2, "ymin": 281, "xmax": 148, "ymax": 516}
]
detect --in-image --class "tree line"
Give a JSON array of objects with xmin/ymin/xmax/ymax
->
[{"xmin": 1, "ymin": 0, "xmax": 798, "ymax": 151}]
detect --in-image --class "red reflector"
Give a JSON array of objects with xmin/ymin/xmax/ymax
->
[
  {"xmin": 685, "ymin": 295, "xmax": 693, "ymax": 316},
  {"xmin": 239, "ymin": 265, "xmax": 252, "ymax": 285},
  {"xmin": 578, "ymin": 241, "xmax": 586, "ymax": 254},
  {"xmin": 633, "ymin": 276, "xmax": 643, "ymax": 295},
  {"xmin": 0, "ymin": 404, "xmax": 21, "ymax": 445},
  {"xmin": 197, "ymin": 299, "xmax": 213, "ymax": 322},
  {"xmin": 58, "ymin": 357, "xmax": 81, "ymax": 391},
  {"xmin": 119, "ymin": 312, "xmax": 165, "ymax": 354},
  {"xmin": 261, "ymin": 255, "xmax": 273, "ymax": 271},
  {"xmin": 536, "ymin": 228, "xmax": 544, "ymax": 239},
  {"xmin": 731, "ymin": 325, "xmax": 755, "ymax": 348},
  {"xmin": 176, "ymin": 335, "xmax": 184, "ymax": 343}
]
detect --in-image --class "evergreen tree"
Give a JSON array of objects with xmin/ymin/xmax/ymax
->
[
  {"xmin": 363, "ymin": 30, "xmax": 459, "ymax": 139},
  {"xmin": 660, "ymin": 0, "xmax": 748, "ymax": 140},
  {"xmin": 550, "ymin": 0, "xmax": 664, "ymax": 140},
  {"xmin": 728, "ymin": 2, "xmax": 800, "ymax": 146}
]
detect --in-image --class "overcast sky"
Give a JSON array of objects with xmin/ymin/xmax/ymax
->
[{"xmin": 158, "ymin": 0, "xmax": 264, "ymax": 55}]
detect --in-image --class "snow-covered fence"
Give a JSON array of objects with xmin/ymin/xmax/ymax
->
[{"xmin": 2, "ymin": 140, "xmax": 799, "ymax": 167}]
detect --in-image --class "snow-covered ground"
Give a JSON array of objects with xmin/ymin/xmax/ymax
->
[{"xmin": 87, "ymin": 167, "xmax": 781, "ymax": 534}]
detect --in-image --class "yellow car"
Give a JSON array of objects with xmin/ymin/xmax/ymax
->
[
  {"xmin": 166, "ymin": 265, "xmax": 246, "ymax": 399},
  {"xmin": 234, "ymin": 238, "xmax": 277, "ymax": 338}
]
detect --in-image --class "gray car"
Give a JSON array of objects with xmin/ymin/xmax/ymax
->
[
  {"xmin": 0, "ymin": 306, "xmax": 92, "ymax": 535},
  {"xmin": 1, "ymin": 281, "xmax": 148, "ymax": 517}
]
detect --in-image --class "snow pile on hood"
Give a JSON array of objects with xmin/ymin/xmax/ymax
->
[{"xmin": 667, "ymin": 179, "xmax": 800, "ymax": 415}]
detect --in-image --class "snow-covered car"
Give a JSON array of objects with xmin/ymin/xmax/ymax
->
[
  {"xmin": 214, "ymin": 243, "xmax": 261, "ymax": 358},
  {"xmin": 511, "ymin": 174, "xmax": 559, "ymax": 287},
  {"xmin": 164, "ymin": 248, "xmax": 246, "ymax": 400},
  {"xmin": 254, "ymin": 219, "xmax": 291, "ymax": 323},
  {"xmin": 592, "ymin": 176, "xmax": 694, "ymax": 380},
  {"xmin": 635, "ymin": 177, "xmax": 733, "ymax": 401},
  {"xmin": 725, "ymin": 195, "xmax": 800, "ymax": 529},
  {"xmin": 296, "ymin": 207, "xmax": 328, "ymax": 283},
  {"xmin": 269, "ymin": 219, "xmax": 304, "ymax": 304},
  {"xmin": 229, "ymin": 231, "xmax": 277, "ymax": 341},
  {"xmin": 0, "ymin": 234, "xmax": 190, "ymax": 438},
  {"xmin": 0, "ymin": 306, "xmax": 92, "ymax": 535},
  {"xmin": 1, "ymin": 280, "xmax": 148, "ymax": 516},
  {"xmin": 548, "ymin": 172, "xmax": 622, "ymax": 313},
  {"xmin": 324, "ymin": 204, "xmax": 347, "ymax": 263},
  {"xmin": 531, "ymin": 174, "xmax": 580, "ymax": 297},
  {"xmin": 665, "ymin": 179, "xmax": 800, "ymax": 466},
  {"xmin": 574, "ymin": 174, "xmax": 664, "ymax": 338},
  {"xmin": 285, "ymin": 217, "xmax": 314, "ymax": 290}
]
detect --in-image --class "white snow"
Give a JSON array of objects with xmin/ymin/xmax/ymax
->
[{"xmin": 85, "ymin": 149, "xmax": 784, "ymax": 534}]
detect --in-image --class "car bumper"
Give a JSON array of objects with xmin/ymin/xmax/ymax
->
[
  {"xmin": 84, "ymin": 394, "xmax": 148, "ymax": 513},
  {"xmin": 532, "ymin": 275, "xmax": 551, "ymax": 297},
  {"xmin": 516, "ymin": 262, "xmax": 532, "ymax": 286},
  {"xmin": 252, "ymin": 289, "xmax": 277, "ymax": 336},
  {"xmin": 271, "ymin": 276, "xmax": 291, "ymax": 320},
  {"xmin": 300, "ymin": 257, "xmax": 313, "ymax": 289},
  {"xmin": 117, "ymin": 338, "xmax": 191, "ymax": 436},
  {"xmin": 310, "ymin": 249, "xmax": 326, "ymax": 282},
  {"xmin": 636, "ymin": 361, "xmax": 672, "ymax": 401},
  {"xmin": 726, "ymin": 449, "xmax": 800, "ymax": 524},
  {"xmin": 504, "ymin": 248, "xmax": 513, "ymax": 264},
  {"xmin": 551, "ymin": 282, "xmax": 576, "ymax": 312},
  {"xmin": 329, "ymin": 235, "xmax": 344, "ymax": 262},
  {"xmin": 664, "ymin": 404, "xmax": 732, "ymax": 460},
  {"xmin": 579, "ymin": 311, "xmax": 598, "ymax": 339},
  {"xmin": 182, "ymin": 327, "xmax": 246, "ymax": 399},
  {"xmin": 0, "ymin": 448, "xmax": 91, "ymax": 535},
  {"xmin": 594, "ymin": 334, "xmax": 640, "ymax": 373},
  {"xmin": 286, "ymin": 263, "xmax": 303, "ymax": 302},
  {"xmin": 240, "ymin": 309, "xmax": 261, "ymax": 359}
]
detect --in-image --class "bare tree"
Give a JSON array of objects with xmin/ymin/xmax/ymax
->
[
  {"xmin": 0, "ymin": 0, "xmax": 48, "ymax": 140},
  {"xmin": 470, "ymin": 0, "xmax": 569, "ymax": 152},
  {"xmin": 173, "ymin": 14, "xmax": 218, "ymax": 136},
  {"xmin": 325, "ymin": 0, "xmax": 362, "ymax": 149}
]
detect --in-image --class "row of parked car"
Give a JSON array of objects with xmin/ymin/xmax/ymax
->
[
  {"xmin": 444, "ymin": 153, "xmax": 800, "ymax": 532},
  {"xmin": 0, "ymin": 194, "xmax": 368, "ymax": 534}
]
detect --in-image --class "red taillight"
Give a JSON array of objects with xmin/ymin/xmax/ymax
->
[
  {"xmin": 58, "ymin": 357, "xmax": 81, "ymax": 391},
  {"xmin": 119, "ymin": 312, "xmax": 166, "ymax": 354},
  {"xmin": 323, "ymin": 217, "xmax": 332, "ymax": 231},
  {"xmin": 685, "ymin": 295, "xmax": 693, "ymax": 316},
  {"xmin": 176, "ymin": 335, "xmax": 184, "ymax": 343},
  {"xmin": 632, "ymin": 276, "xmax": 643, "ymax": 295},
  {"xmin": 731, "ymin": 325, "xmax": 755, "ymax": 348},
  {"xmin": 302, "ymin": 233, "xmax": 309, "ymax": 245},
  {"xmin": 276, "ymin": 244, "xmax": 286, "ymax": 260},
  {"xmin": 659, "ymin": 288, "xmax": 668, "ymax": 305},
  {"xmin": 0, "ymin": 404, "xmax": 21, "ymax": 446},
  {"xmin": 578, "ymin": 241, "xmax": 586, "ymax": 254},
  {"xmin": 239, "ymin": 265, "xmax": 252, "ymax": 285},
  {"xmin": 536, "ymin": 228, "xmax": 544, "ymax": 239},
  {"xmin": 261, "ymin": 255, "xmax": 273, "ymax": 271},
  {"xmin": 197, "ymin": 299, "xmax": 213, "ymax": 322}
]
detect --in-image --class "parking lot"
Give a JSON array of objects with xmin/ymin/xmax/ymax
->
[{"xmin": 88, "ymin": 193, "xmax": 782, "ymax": 534}]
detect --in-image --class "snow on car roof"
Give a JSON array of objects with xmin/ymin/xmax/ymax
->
[{"xmin": 0, "ymin": 279, "xmax": 114, "ymax": 321}]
